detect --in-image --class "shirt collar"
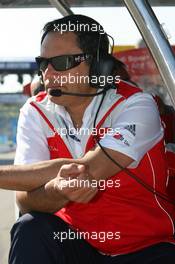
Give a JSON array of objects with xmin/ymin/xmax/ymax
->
[{"xmin": 53, "ymin": 91, "xmax": 103, "ymax": 125}]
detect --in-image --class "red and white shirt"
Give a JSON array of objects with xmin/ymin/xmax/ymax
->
[
  {"xmin": 15, "ymin": 83, "xmax": 163, "ymax": 166},
  {"xmin": 15, "ymin": 81, "xmax": 175, "ymax": 255}
]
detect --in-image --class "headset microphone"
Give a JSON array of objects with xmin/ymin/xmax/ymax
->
[{"xmin": 48, "ymin": 86, "xmax": 113, "ymax": 97}]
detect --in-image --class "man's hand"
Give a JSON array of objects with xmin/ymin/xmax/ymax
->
[
  {"xmin": 46, "ymin": 163, "xmax": 98, "ymax": 203},
  {"xmin": 15, "ymin": 146, "xmax": 133, "ymax": 213}
]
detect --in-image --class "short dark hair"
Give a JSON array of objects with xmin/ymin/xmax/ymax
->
[{"xmin": 41, "ymin": 14, "xmax": 109, "ymax": 56}]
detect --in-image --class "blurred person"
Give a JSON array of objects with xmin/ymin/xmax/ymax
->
[
  {"xmin": 30, "ymin": 76, "xmax": 45, "ymax": 96},
  {"xmin": 113, "ymin": 57, "xmax": 138, "ymax": 86}
]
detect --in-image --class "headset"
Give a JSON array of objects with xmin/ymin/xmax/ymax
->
[
  {"xmin": 38, "ymin": 15, "xmax": 175, "ymax": 206},
  {"xmin": 88, "ymin": 32, "xmax": 117, "ymax": 89},
  {"xmin": 39, "ymin": 14, "xmax": 117, "ymax": 96}
]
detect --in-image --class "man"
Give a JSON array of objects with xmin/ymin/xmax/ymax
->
[{"xmin": 6, "ymin": 15, "xmax": 175, "ymax": 263}]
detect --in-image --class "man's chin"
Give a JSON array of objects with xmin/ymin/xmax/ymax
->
[{"xmin": 47, "ymin": 92, "xmax": 65, "ymax": 106}]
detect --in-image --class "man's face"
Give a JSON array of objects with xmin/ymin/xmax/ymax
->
[{"xmin": 40, "ymin": 31, "xmax": 91, "ymax": 106}]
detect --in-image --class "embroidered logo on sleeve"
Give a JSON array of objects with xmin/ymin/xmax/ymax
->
[
  {"xmin": 113, "ymin": 132, "xmax": 130, "ymax": 146},
  {"xmin": 124, "ymin": 124, "xmax": 136, "ymax": 136},
  {"xmin": 113, "ymin": 125, "xmax": 136, "ymax": 146}
]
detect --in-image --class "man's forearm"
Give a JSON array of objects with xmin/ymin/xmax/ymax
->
[
  {"xmin": 16, "ymin": 180, "xmax": 68, "ymax": 214},
  {"xmin": 0, "ymin": 158, "xmax": 72, "ymax": 191},
  {"xmin": 16, "ymin": 163, "xmax": 96, "ymax": 213},
  {"xmin": 1, "ymin": 145, "xmax": 133, "ymax": 214}
]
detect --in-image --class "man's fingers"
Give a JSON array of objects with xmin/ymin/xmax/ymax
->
[
  {"xmin": 59, "ymin": 183, "xmax": 98, "ymax": 203},
  {"xmin": 55, "ymin": 163, "xmax": 98, "ymax": 203},
  {"xmin": 58, "ymin": 163, "xmax": 86, "ymax": 178},
  {"xmin": 73, "ymin": 186, "xmax": 98, "ymax": 203}
]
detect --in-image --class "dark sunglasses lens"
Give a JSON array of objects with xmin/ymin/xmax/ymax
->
[
  {"xmin": 35, "ymin": 58, "xmax": 48, "ymax": 71},
  {"xmin": 40, "ymin": 60, "xmax": 48, "ymax": 71},
  {"xmin": 51, "ymin": 55, "xmax": 79, "ymax": 71}
]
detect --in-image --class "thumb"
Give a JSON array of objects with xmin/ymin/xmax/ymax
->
[{"xmin": 59, "ymin": 163, "xmax": 86, "ymax": 177}]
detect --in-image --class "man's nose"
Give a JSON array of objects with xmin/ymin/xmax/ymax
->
[
  {"xmin": 45, "ymin": 63, "xmax": 59, "ymax": 78},
  {"xmin": 45, "ymin": 63, "xmax": 57, "ymax": 75},
  {"xmin": 44, "ymin": 64, "xmax": 63, "ymax": 85}
]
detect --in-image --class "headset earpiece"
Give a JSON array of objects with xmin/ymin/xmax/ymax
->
[
  {"xmin": 89, "ymin": 53, "xmax": 116, "ymax": 89},
  {"xmin": 89, "ymin": 32, "xmax": 116, "ymax": 89}
]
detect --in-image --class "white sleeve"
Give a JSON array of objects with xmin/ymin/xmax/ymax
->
[
  {"xmin": 99, "ymin": 93, "xmax": 164, "ymax": 168},
  {"xmin": 14, "ymin": 99, "xmax": 50, "ymax": 165}
]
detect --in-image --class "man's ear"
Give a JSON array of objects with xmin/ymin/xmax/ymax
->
[{"xmin": 38, "ymin": 71, "xmax": 44, "ymax": 85}]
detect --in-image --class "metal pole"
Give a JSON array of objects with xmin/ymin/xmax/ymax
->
[
  {"xmin": 124, "ymin": 0, "xmax": 175, "ymax": 107},
  {"xmin": 48, "ymin": 0, "xmax": 73, "ymax": 16}
]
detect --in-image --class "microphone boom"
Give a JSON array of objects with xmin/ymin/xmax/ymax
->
[{"xmin": 48, "ymin": 88, "xmax": 112, "ymax": 97}]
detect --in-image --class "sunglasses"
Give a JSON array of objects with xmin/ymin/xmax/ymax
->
[{"xmin": 35, "ymin": 53, "xmax": 91, "ymax": 72}]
